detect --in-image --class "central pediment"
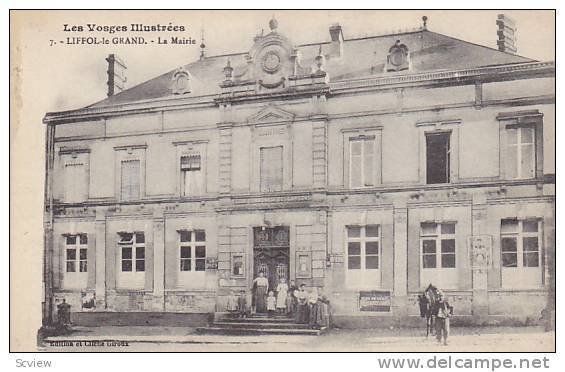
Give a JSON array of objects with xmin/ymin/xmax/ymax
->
[{"xmin": 247, "ymin": 105, "xmax": 296, "ymax": 123}]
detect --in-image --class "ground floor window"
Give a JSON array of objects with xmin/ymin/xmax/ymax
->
[
  {"xmin": 420, "ymin": 222, "xmax": 458, "ymax": 289},
  {"xmin": 501, "ymin": 218, "xmax": 542, "ymax": 288},
  {"xmin": 178, "ymin": 229, "xmax": 206, "ymax": 288},
  {"xmin": 117, "ymin": 232, "xmax": 145, "ymax": 289},
  {"xmin": 62, "ymin": 233, "xmax": 88, "ymax": 289},
  {"xmin": 345, "ymin": 225, "xmax": 381, "ymax": 288}
]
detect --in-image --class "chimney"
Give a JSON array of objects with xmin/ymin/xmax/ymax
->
[
  {"xmin": 329, "ymin": 23, "xmax": 344, "ymax": 58},
  {"xmin": 106, "ymin": 54, "xmax": 127, "ymax": 97},
  {"xmin": 496, "ymin": 14, "xmax": 517, "ymax": 54}
]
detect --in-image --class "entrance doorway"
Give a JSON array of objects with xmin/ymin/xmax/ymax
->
[{"xmin": 253, "ymin": 226, "xmax": 290, "ymax": 313}]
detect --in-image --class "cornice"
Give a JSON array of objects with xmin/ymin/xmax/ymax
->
[{"xmin": 43, "ymin": 61, "xmax": 554, "ymax": 125}]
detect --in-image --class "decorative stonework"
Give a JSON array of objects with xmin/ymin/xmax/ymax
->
[
  {"xmin": 386, "ymin": 40, "xmax": 410, "ymax": 72},
  {"xmin": 171, "ymin": 67, "xmax": 191, "ymax": 95}
]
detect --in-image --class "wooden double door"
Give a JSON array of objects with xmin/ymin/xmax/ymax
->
[{"xmin": 253, "ymin": 226, "xmax": 290, "ymax": 296}]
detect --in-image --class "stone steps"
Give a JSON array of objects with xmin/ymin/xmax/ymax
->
[
  {"xmin": 197, "ymin": 314, "xmax": 328, "ymax": 336},
  {"xmin": 212, "ymin": 321, "xmax": 313, "ymax": 329}
]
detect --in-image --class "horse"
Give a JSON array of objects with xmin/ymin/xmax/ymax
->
[{"xmin": 418, "ymin": 284, "xmax": 441, "ymax": 338}]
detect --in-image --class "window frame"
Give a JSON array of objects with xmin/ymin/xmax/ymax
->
[
  {"xmin": 505, "ymin": 125, "xmax": 536, "ymax": 180},
  {"xmin": 62, "ymin": 233, "xmax": 88, "ymax": 289},
  {"xmin": 342, "ymin": 127, "xmax": 383, "ymax": 190},
  {"xmin": 346, "ymin": 225, "xmax": 381, "ymax": 271},
  {"xmin": 120, "ymin": 159, "xmax": 141, "ymax": 201},
  {"xmin": 425, "ymin": 131, "xmax": 451, "ymax": 184},
  {"xmin": 177, "ymin": 229, "xmax": 207, "ymax": 288},
  {"xmin": 178, "ymin": 229, "xmax": 207, "ymax": 273},
  {"xmin": 420, "ymin": 222, "xmax": 457, "ymax": 270},
  {"xmin": 500, "ymin": 219, "xmax": 542, "ymax": 269},
  {"xmin": 116, "ymin": 232, "xmax": 146, "ymax": 289},
  {"xmin": 344, "ymin": 225, "xmax": 382, "ymax": 289},
  {"xmin": 497, "ymin": 111, "xmax": 544, "ymax": 181},
  {"xmin": 114, "ymin": 145, "xmax": 146, "ymax": 202},
  {"xmin": 349, "ymin": 136, "xmax": 377, "ymax": 189},
  {"xmin": 417, "ymin": 120, "xmax": 461, "ymax": 185}
]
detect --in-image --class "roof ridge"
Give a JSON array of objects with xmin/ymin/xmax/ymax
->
[{"xmin": 425, "ymin": 30, "xmax": 535, "ymax": 62}]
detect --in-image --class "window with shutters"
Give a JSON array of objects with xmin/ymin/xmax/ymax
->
[
  {"xmin": 260, "ymin": 146, "xmax": 283, "ymax": 192},
  {"xmin": 500, "ymin": 218, "xmax": 542, "ymax": 288},
  {"xmin": 120, "ymin": 160, "xmax": 141, "ymax": 201},
  {"xmin": 426, "ymin": 132, "xmax": 451, "ymax": 184},
  {"xmin": 349, "ymin": 137, "xmax": 376, "ymax": 188},
  {"xmin": 64, "ymin": 161, "xmax": 88, "ymax": 203},
  {"xmin": 181, "ymin": 154, "xmax": 203, "ymax": 196},
  {"xmin": 62, "ymin": 233, "xmax": 88, "ymax": 289},
  {"xmin": 117, "ymin": 232, "xmax": 145, "ymax": 289},
  {"xmin": 420, "ymin": 222, "xmax": 458, "ymax": 289}
]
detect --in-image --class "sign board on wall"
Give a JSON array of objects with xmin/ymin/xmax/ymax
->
[{"xmin": 359, "ymin": 290, "xmax": 391, "ymax": 312}]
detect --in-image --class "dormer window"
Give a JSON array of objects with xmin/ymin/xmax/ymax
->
[{"xmin": 386, "ymin": 40, "xmax": 409, "ymax": 72}]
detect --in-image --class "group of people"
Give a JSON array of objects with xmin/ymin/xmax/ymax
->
[{"xmin": 226, "ymin": 272, "xmax": 330, "ymax": 329}]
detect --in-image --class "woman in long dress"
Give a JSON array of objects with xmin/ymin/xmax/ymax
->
[
  {"xmin": 275, "ymin": 278, "xmax": 289, "ymax": 314},
  {"xmin": 252, "ymin": 272, "xmax": 269, "ymax": 313}
]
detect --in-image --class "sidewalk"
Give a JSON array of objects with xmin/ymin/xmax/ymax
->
[{"xmin": 40, "ymin": 325, "xmax": 555, "ymax": 352}]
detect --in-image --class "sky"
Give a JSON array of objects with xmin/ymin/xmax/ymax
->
[{"xmin": 12, "ymin": 10, "xmax": 555, "ymax": 113}]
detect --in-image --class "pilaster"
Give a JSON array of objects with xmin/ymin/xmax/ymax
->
[{"xmin": 94, "ymin": 208, "xmax": 107, "ymax": 309}]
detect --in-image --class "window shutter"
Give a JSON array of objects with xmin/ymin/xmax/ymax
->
[
  {"xmin": 363, "ymin": 139, "xmax": 374, "ymax": 186},
  {"xmin": 350, "ymin": 140, "xmax": 362, "ymax": 188},
  {"xmin": 181, "ymin": 155, "xmax": 201, "ymax": 171},
  {"xmin": 65, "ymin": 162, "xmax": 86, "ymax": 203},
  {"xmin": 121, "ymin": 160, "xmax": 140, "ymax": 200},
  {"xmin": 260, "ymin": 147, "xmax": 283, "ymax": 192}
]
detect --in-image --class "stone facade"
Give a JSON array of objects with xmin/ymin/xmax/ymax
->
[{"xmin": 43, "ymin": 20, "xmax": 555, "ymax": 327}]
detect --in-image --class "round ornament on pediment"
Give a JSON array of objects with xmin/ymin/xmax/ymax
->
[{"xmin": 261, "ymin": 51, "xmax": 282, "ymax": 74}]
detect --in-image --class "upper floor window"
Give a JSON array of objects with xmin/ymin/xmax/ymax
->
[
  {"xmin": 260, "ymin": 146, "xmax": 283, "ymax": 192},
  {"xmin": 114, "ymin": 145, "xmax": 146, "ymax": 202},
  {"xmin": 498, "ymin": 110, "xmax": 543, "ymax": 181},
  {"xmin": 181, "ymin": 155, "xmax": 203, "ymax": 197},
  {"xmin": 506, "ymin": 126, "xmax": 535, "ymax": 179},
  {"xmin": 120, "ymin": 160, "xmax": 141, "ymax": 201},
  {"xmin": 350, "ymin": 137, "xmax": 375, "ymax": 188},
  {"xmin": 64, "ymin": 162, "xmax": 88, "ymax": 203},
  {"xmin": 426, "ymin": 132, "xmax": 450, "ymax": 184},
  {"xmin": 60, "ymin": 149, "xmax": 90, "ymax": 203}
]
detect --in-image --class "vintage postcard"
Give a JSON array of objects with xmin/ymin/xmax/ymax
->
[{"xmin": 9, "ymin": 9, "xmax": 555, "ymax": 353}]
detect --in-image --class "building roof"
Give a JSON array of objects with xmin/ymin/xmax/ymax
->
[{"xmin": 89, "ymin": 29, "xmax": 533, "ymax": 109}]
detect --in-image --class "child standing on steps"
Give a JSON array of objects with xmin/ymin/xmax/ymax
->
[{"xmin": 267, "ymin": 291, "xmax": 276, "ymax": 317}]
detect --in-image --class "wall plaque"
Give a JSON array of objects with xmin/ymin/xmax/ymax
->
[
  {"xmin": 468, "ymin": 235, "xmax": 493, "ymax": 270},
  {"xmin": 359, "ymin": 290, "xmax": 391, "ymax": 312}
]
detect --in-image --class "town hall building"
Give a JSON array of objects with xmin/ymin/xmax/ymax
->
[{"xmin": 42, "ymin": 16, "xmax": 555, "ymax": 328}]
